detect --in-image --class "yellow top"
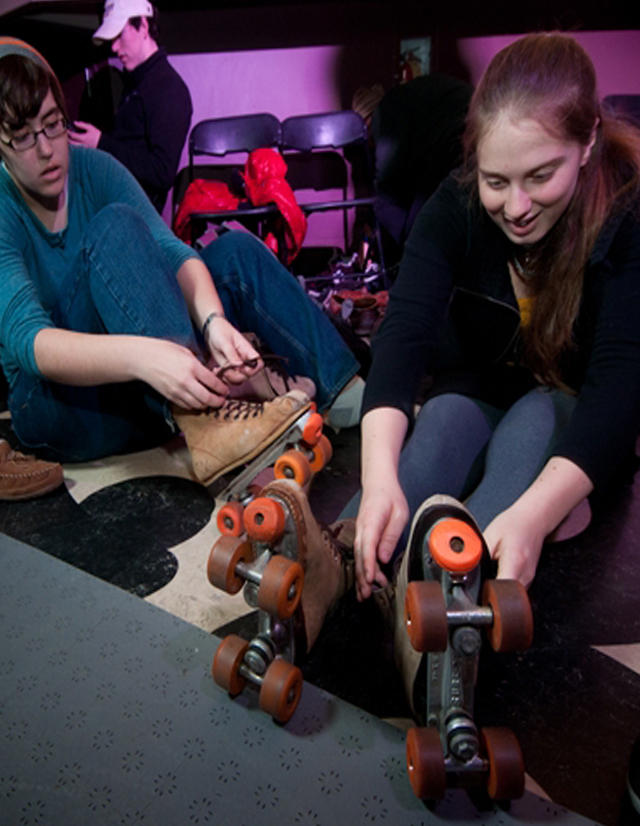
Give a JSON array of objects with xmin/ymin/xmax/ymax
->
[{"xmin": 518, "ymin": 297, "xmax": 534, "ymax": 327}]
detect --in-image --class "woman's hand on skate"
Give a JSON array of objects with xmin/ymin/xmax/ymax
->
[
  {"xmin": 134, "ymin": 338, "xmax": 229, "ymax": 410},
  {"xmin": 483, "ymin": 505, "xmax": 545, "ymax": 589},
  {"xmin": 354, "ymin": 479, "xmax": 409, "ymax": 602},
  {"xmin": 355, "ymin": 407, "xmax": 410, "ymax": 601},
  {"xmin": 204, "ymin": 318, "xmax": 263, "ymax": 385},
  {"xmin": 484, "ymin": 457, "xmax": 594, "ymax": 588}
]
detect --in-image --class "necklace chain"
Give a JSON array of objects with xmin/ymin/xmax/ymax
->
[{"xmin": 511, "ymin": 249, "xmax": 532, "ymax": 279}]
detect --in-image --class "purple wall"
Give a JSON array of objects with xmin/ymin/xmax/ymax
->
[
  {"xmin": 154, "ymin": 30, "xmax": 640, "ymax": 236},
  {"xmin": 457, "ymin": 30, "xmax": 640, "ymax": 93}
]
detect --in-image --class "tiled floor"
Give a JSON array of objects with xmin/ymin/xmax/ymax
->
[{"xmin": 1, "ymin": 408, "xmax": 639, "ymax": 825}]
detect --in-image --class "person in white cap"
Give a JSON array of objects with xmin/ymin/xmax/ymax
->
[{"xmin": 70, "ymin": 0, "xmax": 192, "ymax": 212}]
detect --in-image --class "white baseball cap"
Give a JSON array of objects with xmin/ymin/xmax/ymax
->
[{"xmin": 93, "ymin": 0, "xmax": 154, "ymax": 44}]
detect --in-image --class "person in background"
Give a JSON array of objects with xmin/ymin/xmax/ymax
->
[
  {"xmin": 69, "ymin": 0, "xmax": 192, "ymax": 212},
  {"xmin": 353, "ymin": 73, "xmax": 473, "ymax": 264}
]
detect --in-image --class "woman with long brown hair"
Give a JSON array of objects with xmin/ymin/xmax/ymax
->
[{"xmin": 351, "ymin": 32, "xmax": 640, "ymax": 595}]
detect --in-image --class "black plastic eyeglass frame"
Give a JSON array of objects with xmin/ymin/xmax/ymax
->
[{"xmin": 0, "ymin": 118, "xmax": 68, "ymax": 152}]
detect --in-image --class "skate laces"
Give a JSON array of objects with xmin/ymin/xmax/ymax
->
[
  {"xmin": 216, "ymin": 353, "xmax": 298, "ymax": 392},
  {"xmin": 215, "ymin": 358, "xmax": 260, "ymax": 382},
  {"xmin": 324, "ymin": 521, "xmax": 356, "ymax": 563},
  {"xmin": 262, "ymin": 353, "xmax": 296, "ymax": 391},
  {"xmin": 0, "ymin": 446, "xmax": 34, "ymax": 465},
  {"xmin": 323, "ymin": 521, "xmax": 356, "ymax": 593},
  {"xmin": 213, "ymin": 398, "xmax": 265, "ymax": 420}
]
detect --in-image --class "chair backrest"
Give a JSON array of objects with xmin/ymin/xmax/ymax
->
[
  {"xmin": 280, "ymin": 111, "xmax": 368, "ymax": 151},
  {"xmin": 188, "ymin": 113, "xmax": 281, "ymax": 179}
]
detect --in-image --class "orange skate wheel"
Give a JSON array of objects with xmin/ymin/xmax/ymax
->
[
  {"xmin": 207, "ymin": 536, "xmax": 253, "ymax": 594},
  {"xmin": 309, "ymin": 434, "xmax": 333, "ymax": 474},
  {"xmin": 257, "ymin": 555, "xmax": 304, "ymax": 619},
  {"xmin": 244, "ymin": 496, "xmax": 286, "ymax": 542},
  {"xmin": 301, "ymin": 411, "xmax": 324, "ymax": 446},
  {"xmin": 406, "ymin": 727, "xmax": 447, "ymax": 800},
  {"xmin": 274, "ymin": 450, "xmax": 312, "ymax": 486},
  {"xmin": 481, "ymin": 580, "xmax": 534, "ymax": 653},
  {"xmin": 259, "ymin": 658, "xmax": 303, "ymax": 723},
  {"xmin": 480, "ymin": 727, "xmax": 525, "ymax": 800},
  {"xmin": 428, "ymin": 518, "xmax": 483, "ymax": 574},
  {"xmin": 405, "ymin": 580, "xmax": 448, "ymax": 652},
  {"xmin": 216, "ymin": 501, "xmax": 245, "ymax": 537},
  {"xmin": 212, "ymin": 634, "xmax": 249, "ymax": 696}
]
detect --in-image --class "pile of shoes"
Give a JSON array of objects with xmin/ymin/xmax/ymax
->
[
  {"xmin": 327, "ymin": 288, "xmax": 388, "ymax": 337},
  {"xmin": 301, "ymin": 251, "xmax": 389, "ymax": 339}
]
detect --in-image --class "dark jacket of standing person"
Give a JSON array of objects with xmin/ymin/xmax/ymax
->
[{"xmin": 97, "ymin": 47, "xmax": 192, "ymax": 211}]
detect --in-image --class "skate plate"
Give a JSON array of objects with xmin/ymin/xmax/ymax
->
[
  {"xmin": 208, "ymin": 484, "xmax": 309, "ymax": 723},
  {"xmin": 403, "ymin": 497, "xmax": 534, "ymax": 803}
]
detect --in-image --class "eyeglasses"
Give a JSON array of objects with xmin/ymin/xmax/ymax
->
[{"xmin": 0, "ymin": 118, "xmax": 68, "ymax": 152}]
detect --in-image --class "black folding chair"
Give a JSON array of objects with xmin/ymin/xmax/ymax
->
[
  {"xmin": 280, "ymin": 111, "xmax": 387, "ymax": 285},
  {"xmin": 179, "ymin": 113, "xmax": 282, "ymax": 246}
]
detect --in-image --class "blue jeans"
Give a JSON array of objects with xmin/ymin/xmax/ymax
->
[
  {"xmin": 342, "ymin": 388, "xmax": 577, "ymax": 559},
  {"xmin": 10, "ymin": 205, "xmax": 358, "ymax": 462}
]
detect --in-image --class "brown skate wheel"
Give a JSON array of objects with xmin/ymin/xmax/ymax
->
[
  {"xmin": 406, "ymin": 726, "xmax": 447, "ymax": 800},
  {"xmin": 428, "ymin": 518, "xmax": 483, "ymax": 574},
  {"xmin": 301, "ymin": 411, "xmax": 324, "ymax": 446},
  {"xmin": 481, "ymin": 580, "xmax": 534, "ymax": 653},
  {"xmin": 480, "ymin": 727, "xmax": 525, "ymax": 800},
  {"xmin": 259, "ymin": 658, "xmax": 303, "ymax": 723},
  {"xmin": 216, "ymin": 501, "xmax": 245, "ymax": 537},
  {"xmin": 274, "ymin": 450, "xmax": 312, "ymax": 486},
  {"xmin": 257, "ymin": 555, "xmax": 304, "ymax": 619},
  {"xmin": 405, "ymin": 580, "xmax": 448, "ymax": 652},
  {"xmin": 244, "ymin": 496, "xmax": 286, "ymax": 542},
  {"xmin": 207, "ymin": 536, "xmax": 253, "ymax": 594},
  {"xmin": 309, "ymin": 434, "xmax": 333, "ymax": 474},
  {"xmin": 212, "ymin": 634, "xmax": 249, "ymax": 696}
]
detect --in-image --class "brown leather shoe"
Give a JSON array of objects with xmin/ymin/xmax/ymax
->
[
  {"xmin": 0, "ymin": 440, "xmax": 64, "ymax": 501},
  {"xmin": 251, "ymin": 479, "xmax": 355, "ymax": 655},
  {"xmin": 173, "ymin": 390, "xmax": 311, "ymax": 486}
]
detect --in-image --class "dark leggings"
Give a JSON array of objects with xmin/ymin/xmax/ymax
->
[{"xmin": 342, "ymin": 388, "xmax": 576, "ymax": 560}]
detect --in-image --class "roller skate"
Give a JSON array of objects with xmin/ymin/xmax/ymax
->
[
  {"xmin": 397, "ymin": 495, "xmax": 533, "ymax": 803},
  {"xmin": 212, "ymin": 404, "xmax": 333, "ymax": 536},
  {"xmin": 173, "ymin": 388, "xmax": 332, "ymax": 510},
  {"xmin": 208, "ymin": 478, "xmax": 354, "ymax": 723}
]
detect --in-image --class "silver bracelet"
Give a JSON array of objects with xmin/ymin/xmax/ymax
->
[{"xmin": 202, "ymin": 311, "xmax": 225, "ymax": 338}]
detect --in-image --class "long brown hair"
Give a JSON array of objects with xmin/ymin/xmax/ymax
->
[{"xmin": 462, "ymin": 32, "xmax": 640, "ymax": 387}]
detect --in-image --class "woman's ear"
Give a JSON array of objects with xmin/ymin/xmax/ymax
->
[{"xmin": 581, "ymin": 118, "xmax": 600, "ymax": 166}]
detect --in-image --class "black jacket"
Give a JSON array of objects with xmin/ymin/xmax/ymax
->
[
  {"xmin": 98, "ymin": 49, "xmax": 192, "ymax": 212},
  {"xmin": 364, "ymin": 173, "xmax": 640, "ymax": 489}
]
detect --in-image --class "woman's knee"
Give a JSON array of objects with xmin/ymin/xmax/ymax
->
[
  {"xmin": 412, "ymin": 394, "xmax": 499, "ymax": 445},
  {"xmin": 84, "ymin": 203, "xmax": 147, "ymax": 247},
  {"xmin": 399, "ymin": 394, "xmax": 497, "ymax": 490},
  {"xmin": 200, "ymin": 231, "xmax": 261, "ymax": 271}
]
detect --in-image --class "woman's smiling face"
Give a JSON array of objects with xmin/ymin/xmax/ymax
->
[{"xmin": 477, "ymin": 113, "xmax": 595, "ymax": 246}]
